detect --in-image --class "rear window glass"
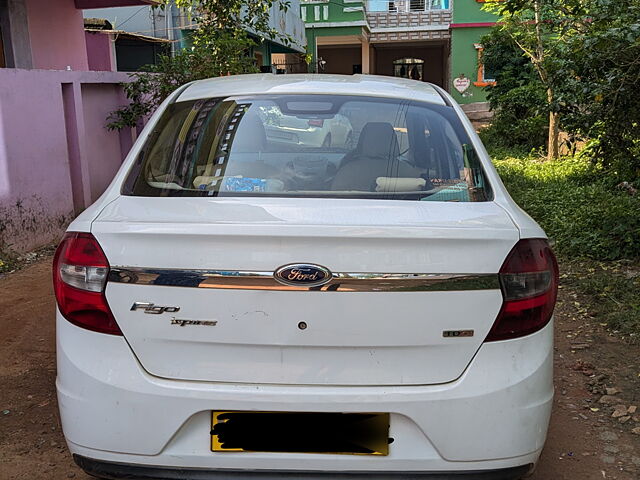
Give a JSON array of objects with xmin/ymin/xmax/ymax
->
[{"xmin": 123, "ymin": 94, "xmax": 492, "ymax": 202}]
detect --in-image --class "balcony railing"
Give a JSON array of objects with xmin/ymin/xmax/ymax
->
[{"xmin": 366, "ymin": 0, "xmax": 450, "ymax": 13}]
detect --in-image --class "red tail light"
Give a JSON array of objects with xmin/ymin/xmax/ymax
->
[
  {"xmin": 52, "ymin": 232, "xmax": 121, "ymax": 335},
  {"xmin": 486, "ymin": 239, "xmax": 559, "ymax": 342},
  {"xmin": 308, "ymin": 118, "xmax": 324, "ymax": 127}
]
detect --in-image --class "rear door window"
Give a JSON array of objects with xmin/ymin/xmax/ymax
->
[{"xmin": 123, "ymin": 95, "xmax": 492, "ymax": 202}]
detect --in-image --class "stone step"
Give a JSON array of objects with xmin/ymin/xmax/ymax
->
[{"xmin": 461, "ymin": 102, "xmax": 493, "ymax": 122}]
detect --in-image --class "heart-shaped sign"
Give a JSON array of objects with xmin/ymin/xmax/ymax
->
[{"xmin": 454, "ymin": 75, "xmax": 471, "ymax": 93}]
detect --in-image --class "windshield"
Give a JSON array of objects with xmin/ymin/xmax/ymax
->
[{"xmin": 122, "ymin": 94, "xmax": 492, "ymax": 202}]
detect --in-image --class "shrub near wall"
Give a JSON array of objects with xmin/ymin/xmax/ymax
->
[
  {"xmin": 493, "ymin": 154, "xmax": 640, "ymax": 260},
  {"xmin": 479, "ymin": 29, "xmax": 549, "ymax": 152}
]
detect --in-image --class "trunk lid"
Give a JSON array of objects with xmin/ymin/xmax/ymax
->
[{"xmin": 93, "ymin": 196, "xmax": 518, "ymax": 386}]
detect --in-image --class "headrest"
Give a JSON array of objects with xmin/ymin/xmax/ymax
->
[
  {"xmin": 232, "ymin": 111, "xmax": 266, "ymax": 152},
  {"xmin": 356, "ymin": 122, "xmax": 399, "ymax": 159}
]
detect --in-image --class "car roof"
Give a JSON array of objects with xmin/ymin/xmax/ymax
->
[{"xmin": 177, "ymin": 74, "xmax": 446, "ymax": 105}]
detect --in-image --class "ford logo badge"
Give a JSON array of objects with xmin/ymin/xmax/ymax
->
[{"xmin": 274, "ymin": 263, "xmax": 332, "ymax": 287}]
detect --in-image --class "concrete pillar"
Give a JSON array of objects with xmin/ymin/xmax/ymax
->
[
  {"xmin": 361, "ymin": 38, "xmax": 370, "ymax": 74},
  {"xmin": 369, "ymin": 45, "xmax": 376, "ymax": 75},
  {"xmin": 61, "ymin": 81, "xmax": 92, "ymax": 212},
  {"xmin": 0, "ymin": 0, "xmax": 34, "ymax": 68}
]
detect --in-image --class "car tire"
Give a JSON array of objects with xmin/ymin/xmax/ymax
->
[{"xmin": 345, "ymin": 132, "xmax": 354, "ymax": 149}]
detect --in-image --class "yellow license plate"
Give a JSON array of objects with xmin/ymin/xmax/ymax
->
[{"xmin": 211, "ymin": 411, "xmax": 390, "ymax": 455}]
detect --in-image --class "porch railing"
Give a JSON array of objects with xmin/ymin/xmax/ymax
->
[{"xmin": 366, "ymin": 0, "xmax": 450, "ymax": 13}]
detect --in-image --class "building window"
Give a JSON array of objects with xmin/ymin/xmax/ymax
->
[
  {"xmin": 473, "ymin": 44, "xmax": 496, "ymax": 87},
  {"xmin": 393, "ymin": 57, "xmax": 424, "ymax": 81}
]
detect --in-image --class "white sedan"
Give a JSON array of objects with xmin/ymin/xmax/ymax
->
[
  {"xmin": 54, "ymin": 74, "xmax": 557, "ymax": 480},
  {"xmin": 260, "ymin": 107, "xmax": 354, "ymax": 148}
]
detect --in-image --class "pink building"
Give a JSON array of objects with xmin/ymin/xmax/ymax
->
[{"xmin": 0, "ymin": 0, "xmax": 156, "ymax": 253}]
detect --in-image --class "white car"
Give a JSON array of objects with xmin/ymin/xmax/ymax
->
[
  {"xmin": 54, "ymin": 74, "xmax": 558, "ymax": 480},
  {"xmin": 259, "ymin": 106, "xmax": 354, "ymax": 148}
]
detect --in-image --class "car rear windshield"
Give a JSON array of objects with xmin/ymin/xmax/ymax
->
[{"xmin": 122, "ymin": 94, "xmax": 492, "ymax": 201}]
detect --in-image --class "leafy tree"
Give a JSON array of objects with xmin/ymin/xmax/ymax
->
[
  {"xmin": 108, "ymin": 0, "xmax": 294, "ymax": 130},
  {"xmin": 480, "ymin": 29, "xmax": 548, "ymax": 151},
  {"xmin": 483, "ymin": 0, "xmax": 640, "ymax": 177},
  {"xmin": 483, "ymin": 0, "xmax": 584, "ymax": 159},
  {"xmin": 482, "ymin": 29, "xmax": 537, "ymax": 95},
  {"xmin": 556, "ymin": 0, "xmax": 640, "ymax": 180}
]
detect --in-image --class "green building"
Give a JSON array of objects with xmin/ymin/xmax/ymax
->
[
  {"xmin": 449, "ymin": 1, "xmax": 497, "ymax": 105},
  {"xmin": 301, "ymin": 0, "xmax": 497, "ymax": 106}
]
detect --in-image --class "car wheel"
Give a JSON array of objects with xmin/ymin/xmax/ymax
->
[
  {"xmin": 322, "ymin": 134, "xmax": 331, "ymax": 147},
  {"xmin": 345, "ymin": 132, "xmax": 354, "ymax": 149}
]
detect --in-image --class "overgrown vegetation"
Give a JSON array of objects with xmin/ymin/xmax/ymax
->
[
  {"xmin": 556, "ymin": 0, "xmax": 640, "ymax": 178},
  {"xmin": 493, "ymin": 151, "xmax": 640, "ymax": 260},
  {"xmin": 483, "ymin": 0, "xmax": 570, "ymax": 159},
  {"xmin": 482, "ymin": 0, "xmax": 640, "ymax": 179},
  {"xmin": 480, "ymin": 30, "xmax": 548, "ymax": 151},
  {"xmin": 108, "ymin": 0, "xmax": 297, "ymax": 130}
]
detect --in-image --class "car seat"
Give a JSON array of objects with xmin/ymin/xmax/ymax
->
[{"xmin": 331, "ymin": 122, "xmax": 421, "ymax": 191}]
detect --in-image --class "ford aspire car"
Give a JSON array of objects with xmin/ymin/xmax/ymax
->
[{"xmin": 53, "ymin": 74, "xmax": 558, "ymax": 480}]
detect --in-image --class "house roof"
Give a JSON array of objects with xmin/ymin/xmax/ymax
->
[
  {"xmin": 75, "ymin": 0, "xmax": 159, "ymax": 8},
  {"xmin": 85, "ymin": 28, "xmax": 171, "ymax": 44},
  {"xmin": 178, "ymin": 74, "xmax": 446, "ymax": 106},
  {"xmin": 84, "ymin": 18, "xmax": 114, "ymax": 30}
]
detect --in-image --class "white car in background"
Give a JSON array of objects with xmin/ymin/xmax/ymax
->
[
  {"xmin": 260, "ymin": 106, "xmax": 354, "ymax": 148},
  {"xmin": 54, "ymin": 74, "xmax": 558, "ymax": 480}
]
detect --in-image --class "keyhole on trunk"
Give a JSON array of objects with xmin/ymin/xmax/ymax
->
[{"xmin": 298, "ymin": 321, "xmax": 307, "ymax": 330}]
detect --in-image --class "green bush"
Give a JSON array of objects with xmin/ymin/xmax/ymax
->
[
  {"xmin": 479, "ymin": 29, "xmax": 549, "ymax": 152},
  {"xmin": 479, "ymin": 84, "xmax": 548, "ymax": 151},
  {"xmin": 493, "ymin": 153, "xmax": 640, "ymax": 260},
  {"xmin": 553, "ymin": 0, "xmax": 640, "ymax": 180}
]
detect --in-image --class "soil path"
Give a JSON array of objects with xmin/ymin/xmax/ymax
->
[{"xmin": 0, "ymin": 259, "xmax": 638, "ymax": 479}]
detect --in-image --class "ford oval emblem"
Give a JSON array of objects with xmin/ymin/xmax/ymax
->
[{"xmin": 274, "ymin": 263, "xmax": 332, "ymax": 287}]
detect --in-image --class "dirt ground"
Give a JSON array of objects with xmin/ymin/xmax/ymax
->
[{"xmin": 1, "ymin": 258, "xmax": 639, "ymax": 480}]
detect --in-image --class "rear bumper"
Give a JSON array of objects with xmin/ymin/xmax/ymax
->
[
  {"xmin": 57, "ymin": 312, "xmax": 553, "ymax": 473},
  {"xmin": 74, "ymin": 455, "xmax": 533, "ymax": 480}
]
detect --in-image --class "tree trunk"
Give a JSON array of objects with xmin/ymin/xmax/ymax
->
[
  {"xmin": 548, "ymin": 111, "xmax": 560, "ymax": 160},
  {"xmin": 546, "ymin": 86, "xmax": 560, "ymax": 160}
]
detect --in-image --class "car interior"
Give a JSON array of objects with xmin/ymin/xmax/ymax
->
[{"xmin": 129, "ymin": 95, "xmax": 490, "ymax": 202}]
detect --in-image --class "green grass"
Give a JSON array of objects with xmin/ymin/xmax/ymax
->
[{"xmin": 492, "ymin": 151, "xmax": 640, "ymax": 260}]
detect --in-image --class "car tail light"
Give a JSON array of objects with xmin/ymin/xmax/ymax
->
[
  {"xmin": 486, "ymin": 239, "xmax": 559, "ymax": 342},
  {"xmin": 308, "ymin": 118, "xmax": 324, "ymax": 127},
  {"xmin": 52, "ymin": 232, "xmax": 121, "ymax": 335}
]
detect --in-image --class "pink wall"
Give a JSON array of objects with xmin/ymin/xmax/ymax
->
[
  {"xmin": 25, "ymin": 0, "xmax": 89, "ymax": 71},
  {"xmin": 0, "ymin": 69, "xmax": 134, "ymax": 253},
  {"xmin": 85, "ymin": 31, "xmax": 116, "ymax": 71},
  {"xmin": 0, "ymin": 70, "xmax": 75, "ymax": 252},
  {"xmin": 81, "ymin": 84, "xmax": 127, "ymax": 198}
]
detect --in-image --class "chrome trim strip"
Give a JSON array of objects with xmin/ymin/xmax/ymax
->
[{"xmin": 108, "ymin": 268, "xmax": 499, "ymax": 292}]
